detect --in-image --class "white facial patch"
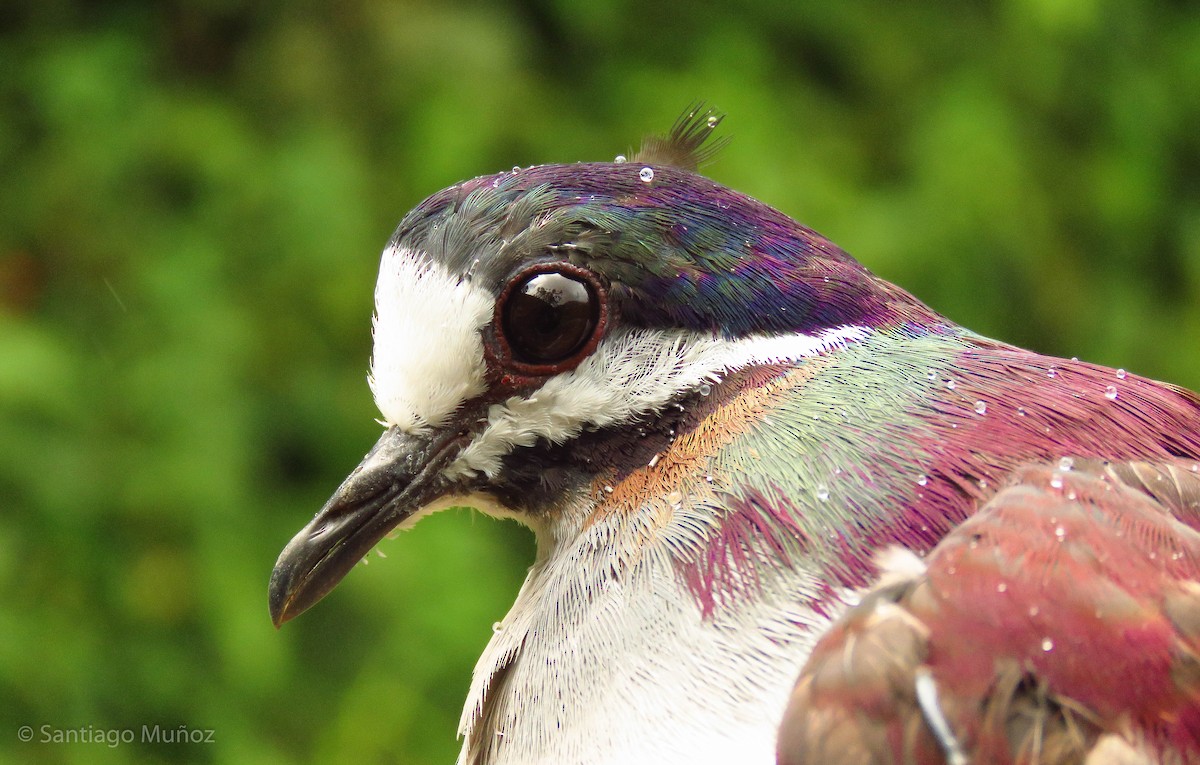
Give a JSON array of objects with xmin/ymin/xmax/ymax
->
[
  {"xmin": 446, "ymin": 324, "xmax": 869, "ymax": 478},
  {"xmin": 369, "ymin": 246, "xmax": 493, "ymax": 431}
]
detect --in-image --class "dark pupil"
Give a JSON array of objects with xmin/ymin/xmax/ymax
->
[{"xmin": 503, "ymin": 272, "xmax": 597, "ymax": 364}]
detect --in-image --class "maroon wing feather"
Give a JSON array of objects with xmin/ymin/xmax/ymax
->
[{"xmin": 778, "ymin": 460, "xmax": 1200, "ymax": 765}]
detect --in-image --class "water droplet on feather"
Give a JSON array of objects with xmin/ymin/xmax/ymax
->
[{"xmin": 639, "ymin": 167, "xmax": 654, "ymax": 182}]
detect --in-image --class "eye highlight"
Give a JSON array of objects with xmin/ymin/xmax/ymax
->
[{"xmin": 497, "ymin": 265, "xmax": 604, "ymax": 371}]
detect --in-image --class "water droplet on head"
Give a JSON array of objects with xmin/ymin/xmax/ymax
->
[
  {"xmin": 492, "ymin": 622, "xmax": 503, "ymax": 634},
  {"xmin": 1058, "ymin": 457, "xmax": 1074, "ymax": 471},
  {"xmin": 1041, "ymin": 637, "xmax": 1054, "ymax": 652},
  {"xmin": 946, "ymin": 379, "xmax": 956, "ymax": 390},
  {"xmin": 1050, "ymin": 474, "xmax": 1064, "ymax": 489},
  {"xmin": 706, "ymin": 115, "xmax": 719, "ymax": 127},
  {"xmin": 1116, "ymin": 368, "xmax": 1127, "ymax": 380},
  {"xmin": 927, "ymin": 369, "xmax": 936, "ymax": 381},
  {"xmin": 917, "ymin": 474, "xmax": 928, "ymax": 486},
  {"xmin": 1047, "ymin": 367, "xmax": 1058, "ymax": 379},
  {"xmin": 512, "ymin": 165, "xmax": 521, "ymax": 173},
  {"xmin": 974, "ymin": 400, "xmax": 987, "ymax": 415},
  {"xmin": 1055, "ymin": 525, "xmax": 1066, "ymax": 539},
  {"xmin": 614, "ymin": 154, "xmax": 627, "ymax": 164},
  {"xmin": 816, "ymin": 486, "xmax": 830, "ymax": 501},
  {"xmin": 697, "ymin": 383, "xmax": 712, "ymax": 396},
  {"xmin": 1105, "ymin": 386, "xmax": 1118, "ymax": 401},
  {"xmin": 639, "ymin": 167, "xmax": 655, "ymax": 183},
  {"xmin": 1016, "ymin": 406, "xmax": 1027, "ymax": 416},
  {"xmin": 997, "ymin": 582, "xmax": 1008, "ymax": 593},
  {"xmin": 603, "ymin": 485, "xmax": 614, "ymax": 494}
]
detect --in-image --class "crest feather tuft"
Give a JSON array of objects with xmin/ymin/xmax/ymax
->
[{"xmin": 632, "ymin": 102, "xmax": 729, "ymax": 171}]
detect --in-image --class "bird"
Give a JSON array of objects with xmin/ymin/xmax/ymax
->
[{"xmin": 269, "ymin": 105, "xmax": 1200, "ymax": 765}]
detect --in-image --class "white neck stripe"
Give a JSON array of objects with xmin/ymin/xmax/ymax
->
[{"xmin": 447, "ymin": 324, "xmax": 870, "ymax": 478}]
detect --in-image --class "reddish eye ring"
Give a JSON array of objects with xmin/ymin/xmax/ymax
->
[{"xmin": 493, "ymin": 263, "xmax": 607, "ymax": 375}]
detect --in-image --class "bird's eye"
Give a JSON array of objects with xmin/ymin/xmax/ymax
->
[{"xmin": 499, "ymin": 267, "xmax": 602, "ymax": 368}]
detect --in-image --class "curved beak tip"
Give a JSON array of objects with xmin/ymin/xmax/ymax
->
[
  {"xmin": 267, "ymin": 554, "xmax": 303, "ymax": 628},
  {"xmin": 266, "ymin": 425, "xmax": 460, "ymax": 629},
  {"xmin": 267, "ymin": 583, "xmax": 290, "ymax": 630}
]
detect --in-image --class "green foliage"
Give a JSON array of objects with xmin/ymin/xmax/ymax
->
[{"xmin": 1, "ymin": 1, "xmax": 1197, "ymax": 762}]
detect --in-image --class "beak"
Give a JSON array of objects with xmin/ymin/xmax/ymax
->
[{"xmin": 269, "ymin": 425, "xmax": 462, "ymax": 627}]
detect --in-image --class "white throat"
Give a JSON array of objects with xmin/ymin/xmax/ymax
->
[{"xmin": 457, "ymin": 497, "xmax": 831, "ymax": 765}]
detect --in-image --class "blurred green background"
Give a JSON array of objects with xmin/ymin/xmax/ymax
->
[{"xmin": 2, "ymin": 1, "xmax": 1199, "ymax": 762}]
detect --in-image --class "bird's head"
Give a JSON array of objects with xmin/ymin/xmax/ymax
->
[{"xmin": 269, "ymin": 107, "xmax": 937, "ymax": 626}]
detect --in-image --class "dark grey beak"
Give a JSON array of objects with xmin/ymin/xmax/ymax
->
[{"xmin": 269, "ymin": 426, "xmax": 462, "ymax": 627}]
